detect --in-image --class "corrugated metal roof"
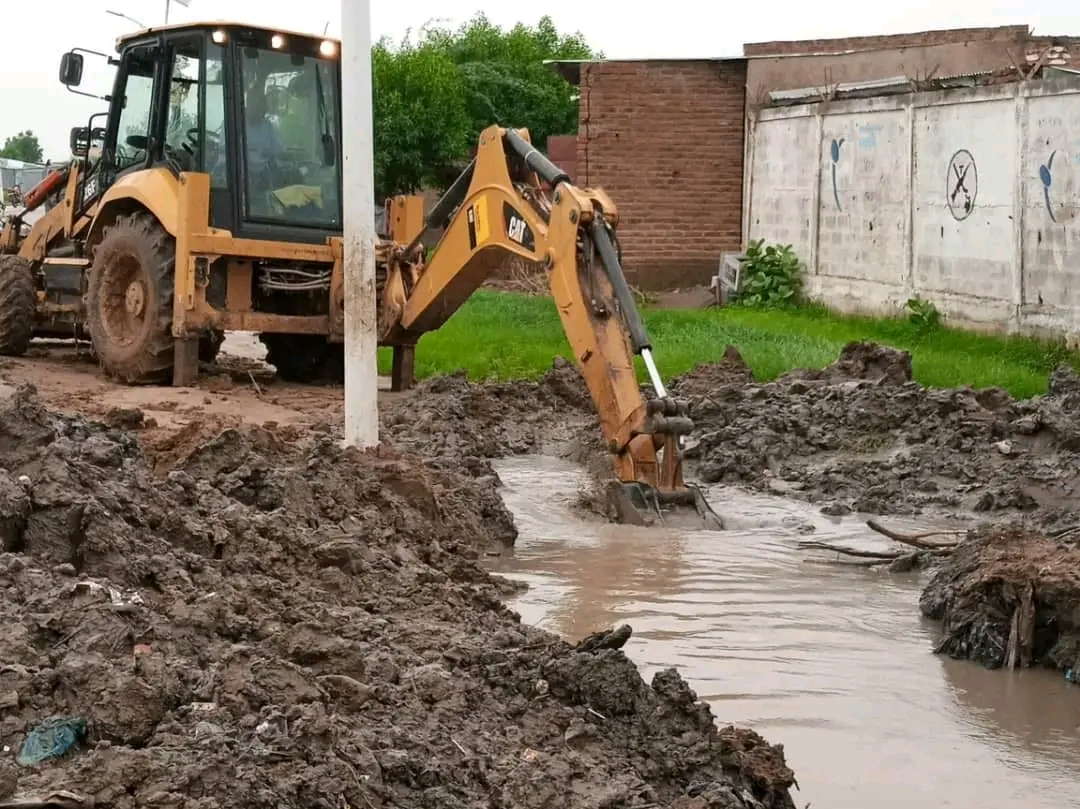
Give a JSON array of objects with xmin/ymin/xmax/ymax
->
[{"xmin": 767, "ymin": 76, "xmax": 914, "ymax": 105}]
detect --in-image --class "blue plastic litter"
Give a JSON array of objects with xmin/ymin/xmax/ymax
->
[{"xmin": 16, "ymin": 717, "xmax": 87, "ymax": 766}]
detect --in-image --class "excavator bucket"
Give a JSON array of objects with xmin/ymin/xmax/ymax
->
[{"xmin": 606, "ymin": 480, "xmax": 725, "ymax": 532}]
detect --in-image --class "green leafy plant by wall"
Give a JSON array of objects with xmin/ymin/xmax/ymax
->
[
  {"xmin": 905, "ymin": 297, "xmax": 942, "ymax": 335},
  {"xmin": 735, "ymin": 239, "xmax": 804, "ymax": 308}
]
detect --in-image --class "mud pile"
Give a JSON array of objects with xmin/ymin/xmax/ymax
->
[
  {"xmin": 919, "ymin": 524, "xmax": 1080, "ymax": 672},
  {"xmin": 0, "ymin": 385, "xmax": 796, "ymax": 809},
  {"xmin": 380, "ymin": 358, "xmax": 594, "ymax": 471},
  {"xmin": 676, "ymin": 343, "xmax": 1080, "ymax": 526}
]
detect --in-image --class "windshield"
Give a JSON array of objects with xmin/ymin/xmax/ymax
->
[{"xmin": 239, "ymin": 46, "xmax": 341, "ymax": 229}]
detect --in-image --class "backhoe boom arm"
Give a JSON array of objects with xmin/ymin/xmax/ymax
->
[{"xmin": 379, "ymin": 125, "xmax": 721, "ymax": 529}]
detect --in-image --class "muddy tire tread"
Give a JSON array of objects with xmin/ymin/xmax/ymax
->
[
  {"xmin": 86, "ymin": 213, "xmax": 175, "ymax": 384},
  {"xmin": 0, "ymin": 255, "xmax": 36, "ymax": 357}
]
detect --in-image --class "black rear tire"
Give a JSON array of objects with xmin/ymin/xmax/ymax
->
[
  {"xmin": 86, "ymin": 213, "xmax": 175, "ymax": 384},
  {"xmin": 0, "ymin": 255, "xmax": 36, "ymax": 357},
  {"xmin": 259, "ymin": 333, "xmax": 345, "ymax": 384}
]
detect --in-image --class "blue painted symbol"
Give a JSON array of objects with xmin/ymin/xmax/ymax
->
[
  {"xmin": 830, "ymin": 138, "xmax": 844, "ymax": 210},
  {"xmin": 1040, "ymin": 151, "xmax": 1058, "ymax": 222}
]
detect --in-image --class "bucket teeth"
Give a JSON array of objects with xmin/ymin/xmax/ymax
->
[{"xmin": 608, "ymin": 481, "xmax": 724, "ymax": 531}]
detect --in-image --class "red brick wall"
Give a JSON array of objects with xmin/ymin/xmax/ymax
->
[
  {"xmin": 577, "ymin": 60, "xmax": 747, "ymax": 290},
  {"xmin": 743, "ymin": 24, "xmax": 1029, "ymax": 56},
  {"xmin": 546, "ymin": 135, "xmax": 578, "ymax": 183}
]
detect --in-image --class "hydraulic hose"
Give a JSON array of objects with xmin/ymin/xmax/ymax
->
[
  {"xmin": 589, "ymin": 218, "xmax": 650, "ymax": 354},
  {"xmin": 503, "ymin": 129, "xmax": 571, "ymax": 189},
  {"xmin": 403, "ymin": 158, "xmax": 476, "ymax": 258}
]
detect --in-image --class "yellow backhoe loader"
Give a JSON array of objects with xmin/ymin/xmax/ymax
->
[{"xmin": 0, "ymin": 21, "xmax": 722, "ymax": 531}]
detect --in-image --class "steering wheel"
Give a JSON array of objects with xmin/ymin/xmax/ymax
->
[{"xmin": 182, "ymin": 126, "xmax": 223, "ymax": 156}]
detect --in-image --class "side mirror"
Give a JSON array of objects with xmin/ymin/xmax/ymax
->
[
  {"xmin": 70, "ymin": 126, "xmax": 90, "ymax": 157},
  {"xmin": 59, "ymin": 52, "xmax": 84, "ymax": 87},
  {"xmin": 126, "ymin": 134, "xmax": 149, "ymax": 151},
  {"xmin": 321, "ymin": 133, "xmax": 336, "ymax": 167}
]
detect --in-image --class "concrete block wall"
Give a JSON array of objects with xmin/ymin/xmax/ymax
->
[
  {"xmin": 745, "ymin": 77, "xmax": 1080, "ymax": 340},
  {"xmin": 576, "ymin": 59, "xmax": 747, "ymax": 290}
]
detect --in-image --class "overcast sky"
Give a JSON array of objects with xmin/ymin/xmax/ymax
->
[{"xmin": 0, "ymin": 0, "xmax": 1074, "ymax": 160}]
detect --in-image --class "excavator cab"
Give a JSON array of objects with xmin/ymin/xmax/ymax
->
[
  {"xmin": 59, "ymin": 25, "xmax": 342, "ymax": 245},
  {"xmin": 0, "ymin": 24, "xmax": 353, "ymax": 384}
]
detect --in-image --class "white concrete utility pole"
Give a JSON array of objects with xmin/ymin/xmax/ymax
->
[
  {"xmin": 164, "ymin": 0, "xmax": 190, "ymax": 25},
  {"xmin": 340, "ymin": 0, "xmax": 380, "ymax": 448}
]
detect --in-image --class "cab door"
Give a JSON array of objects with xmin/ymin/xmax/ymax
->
[{"xmin": 160, "ymin": 32, "xmax": 234, "ymax": 231}]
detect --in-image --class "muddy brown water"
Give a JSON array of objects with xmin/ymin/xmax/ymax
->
[{"xmin": 486, "ymin": 456, "xmax": 1080, "ymax": 809}]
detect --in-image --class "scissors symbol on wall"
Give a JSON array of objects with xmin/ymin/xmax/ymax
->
[{"xmin": 946, "ymin": 149, "xmax": 977, "ymax": 221}]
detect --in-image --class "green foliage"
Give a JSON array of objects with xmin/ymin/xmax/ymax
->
[
  {"xmin": 735, "ymin": 239, "xmax": 804, "ymax": 308},
  {"xmin": 905, "ymin": 297, "xmax": 942, "ymax": 334},
  {"xmin": 372, "ymin": 14, "xmax": 597, "ymax": 198},
  {"xmin": 372, "ymin": 41, "xmax": 472, "ymax": 198},
  {"xmin": 0, "ymin": 131, "xmax": 44, "ymax": 164},
  {"xmin": 423, "ymin": 14, "xmax": 596, "ymax": 148}
]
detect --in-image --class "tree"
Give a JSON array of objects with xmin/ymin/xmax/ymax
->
[
  {"xmin": 372, "ymin": 39, "xmax": 472, "ymax": 198},
  {"xmin": 0, "ymin": 131, "xmax": 44, "ymax": 164},
  {"xmin": 371, "ymin": 14, "xmax": 598, "ymax": 199},
  {"xmin": 425, "ymin": 14, "xmax": 597, "ymax": 150}
]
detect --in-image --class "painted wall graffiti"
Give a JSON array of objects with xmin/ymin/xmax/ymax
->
[
  {"xmin": 830, "ymin": 137, "xmax": 844, "ymax": 210},
  {"xmin": 1040, "ymin": 151, "xmax": 1060, "ymax": 221},
  {"xmin": 750, "ymin": 86, "xmax": 1080, "ymax": 332},
  {"xmin": 946, "ymin": 149, "xmax": 977, "ymax": 220},
  {"xmin": 1038, "ymin": 147, "xmax": 1080, "ymax": 223},
  {"xmin": 827, "ymin": 126, "xmax": 882, "ymax": 213}
]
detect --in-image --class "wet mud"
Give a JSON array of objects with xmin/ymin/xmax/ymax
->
[
  {"xmin": 920, "ymin": 523, "xmax": 1080, "ymax": 673},
  {"xmin": 4, "ymin": 327, "xmax": 1080, "ymax": 804},
  {"xmin": 0, "ymin": 384, "xmax": 795, "ymax": 809},
  {"xmin": 675, "ymin": 343, "xmax": 1080, "ymax": 530}
]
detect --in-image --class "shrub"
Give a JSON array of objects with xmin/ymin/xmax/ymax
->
[
  {"xmin": 736, "ymin": 240, "xmax": 804, "ymax": 308},
  {"xmin": 905, "ymin": 297, "xmax": 942, "ymax": 334}
]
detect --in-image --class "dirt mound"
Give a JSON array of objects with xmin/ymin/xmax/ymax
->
[
  {"xmin": 781, "ymin": 342, "xmax": 913, "ymax": 387},
  {"xmin": 381, "ymin": 358, "xmax": 593, "ymax": 467},
  {"xmin": 919, "ymin": 524, "xmax": 1080, "ymax": 672},
  {"xmin": 670, "ymin": 347, "xmax": 754, "ymax": 399},
  {"xmin": 0, "ymin": 384, "xmax": 796, "ymax": 809},
  {"xmin": 680, "ymin": 344, "xmax": 1080, "ymax": 523}
]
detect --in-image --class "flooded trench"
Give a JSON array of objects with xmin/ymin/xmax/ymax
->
[{"xmin": 486, "ymin": 456, "xmax": 1080, "ymax": 809}]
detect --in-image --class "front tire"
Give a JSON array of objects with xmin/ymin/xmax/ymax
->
[
  {"xmin": 0, "ymin": 255, "xmax": 35, "ymax": 357},
  {"xmin": 259, "ymin": 333, "xmax": 344, "ymax": 384},
  {"xmin": 86, "ymin": 213, "xmax": 175, "ymax": 384}
]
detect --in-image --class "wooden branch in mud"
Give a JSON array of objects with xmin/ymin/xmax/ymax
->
[
  {"xmin": 865, "ymin": 519, "xmax": 962, "ymax": 550},
  {"xmin": 802, "ymin": 556, "xmax": 898, "ymax": 568},
  {"xmin": 797, "ymin": 541, "xmax": 902, "ymax": 560},
  {"xmin": 799, "ymin": 520, "xmax": 962, "ymax": 570},
  {"xmin": 1004, "ymin": 582, "xmax": 1036, "ymax": 670}
]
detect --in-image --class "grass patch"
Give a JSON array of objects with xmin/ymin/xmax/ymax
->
[{"xmin": 376, "ymin": 291, "xmax": 1080, "ymax": 400}]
